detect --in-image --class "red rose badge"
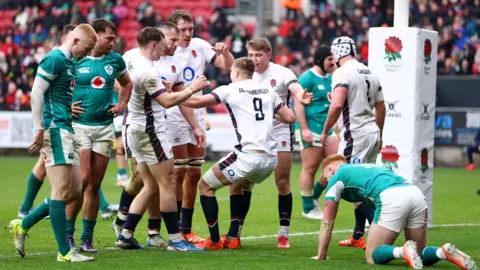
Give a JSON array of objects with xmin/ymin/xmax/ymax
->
[
  {"xmin": 384, "ymin": 36, "xmax": 403, "ymax": 62},
  {"xmin": 424, "ymin": 39, "xmax": 432, "ymax": 64}
]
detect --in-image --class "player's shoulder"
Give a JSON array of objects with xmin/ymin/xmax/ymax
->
[
  {"xmin": 107, "ymin": 51, "xmax": 124, "ymax": 61},
  {"xmin": 42, "ymin": 48, "xmax": 66, "ymax": 62},
  {"xmin": 123, "ymin": 48, "xmax": 140, "ymax": 59},
  {"xmin": 299, "ymin": 69, "xmax": 314, "ymax": 80},
  {"xmin": 191, "ymin": 37, "xmax": 211, "ymax": 48}
]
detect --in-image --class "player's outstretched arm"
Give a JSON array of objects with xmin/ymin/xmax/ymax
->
[
  {"xmin": 213, "ymin": 42, "xmax": 235, "ymax": 72},
  {"xmin": 289, "ymin": 82, "xmax": 313, "ymax": 105},
  {"xmin": 182, "ymin": 94, "xmax": 218, "ymax": 109},
  {"xmin": 275, "ymin": 105, "xmax": 296, "ymax": 124},
  {"xmin": 293, "ymin": 94, "xmax": 313, "ymax": 143},
  {"xmin": 316, "ymin": 201, "xmax": 339, "ymax": 260},
  {"xmin": 113, "ymin": 73, "xmax": 133, "ymax": 115},
  {"xmin": 155, "ymin": 76, "xmax": 208, "ymax": 108}
]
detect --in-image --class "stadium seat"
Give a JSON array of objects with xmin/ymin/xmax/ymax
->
[
  {"xmin": 127, "ymin": 9, "xmax": 136, "ymax": 20},
  {"xmin": 4, "ymin": 10, "xmax": 17, "ymax": 19}
]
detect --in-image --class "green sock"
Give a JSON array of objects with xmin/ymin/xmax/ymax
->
[
  {"xmin": 49, "ymin": 200, "xmax": 70, "ymax": 256},
  {"xmin": 66, "ymin": 218, "xmax": 76, "ymax": 238},
  {"xmin": 22, "ymin": 197, "xmax": 50, "ymax": 230},
  {"xmin": 20, "ymin": 172, "xmax": 44, "ymax": 212},
  {"xmin": 313, "ymin": 181, "xmax": 325, "ymax": 199},
  {"xmin": 372, "ymin": 245, "xmax": 396, "ymax": 264},
  {"xmin": 301, "ymin": 194, "xmax": 315, "ymax": 213},
  {"xmin": 421, "ymin": 246, "xmax": 441, "ymax": 266},
  {"xmin": 80, "ymin": 219, "xmax": 97, "ymax": 242},
  {"xmin": 99, "ymin": 188, "xmax": 110, "ymax": 211},
  {"xmin": 118, "ymin": 168, "xmax": 127, "ymax": 176}
]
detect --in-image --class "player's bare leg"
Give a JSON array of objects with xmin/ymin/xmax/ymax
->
[
  {"xmin": 65, "ymin": 149, "xmax": 91, "ymax": 249},
  {"xmin": 299, "ymin": 146, "xmax": 323, "ymax": 219},
  {"xmin": 19, "ymin": 156, "xmax": 47, "ymax": 218},
  {"xmin": 149, "ymin": 159, "xmax": 202, "ymax": 252},
  {"xmin": 79, "ymin": 151, "xmax": 109, "ymax": 252},
  {"xmin": 181, "ymin": 144, "xmax": 205, "ymax": 245},
  {"xmin": 116, "ymin": 162, "xmax": 158, "ymax": 249},
  {"xmin": 114, "ymin": 158, "xmax": 141, "ymax": 235},
  {"xmin": 115, "ymin": 136, "xmax": 128, "ymax": 187},
  {"xmin": 365, "ymin": 223, "xmax": 401, "ymax": 265},
  {"xmin": 172, "ymin": 144, "xmax": 188, "ymax": 228},
  {"xmin": 275, "ymin": 151, "xmax": 293, "ymax": 248}
]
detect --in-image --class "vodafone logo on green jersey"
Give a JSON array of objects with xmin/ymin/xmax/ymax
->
[{"xmin": 91, "ymin": 76, "xmax": 106, "ymax": 89}]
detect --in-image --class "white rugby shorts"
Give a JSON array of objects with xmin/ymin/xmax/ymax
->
[
  {"xmin": 274, "ymin": 124, "xmax": 294, "ymax": 152},
  {"xmin": 167, "ymin": 119, "xmax": 205, "ymax": 147},
  {"xmin": 338, "ymin": 131, "xmax": 380, "ymax": 163},
  {"xmin": 126, "ymin": 127, "xmax": 173, "ymax": 165},
  {"xmin": 72, "ymin": 122, "xmax": 114, "ymax": 157},
  {"xmin": 41, "ymin": 127, "xmax": 80, "ymax": 167},
  {"xmin": 374, "ymin": 185, "xmax": 428, "ymax": 233}
]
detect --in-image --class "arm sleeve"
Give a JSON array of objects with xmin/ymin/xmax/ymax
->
[
  {"xmin": 142, "ymin": 71, "xmax": 167, "ymax": 98},
  {"xmin": 324, "ymin": 171, "xmax": 344, "ymax": 202},
  {"xmin": 211, "ymin": 86, "xmax": 230, "ymax": 104},
  {"xmin": 30, "ymin": 76, "xmax": 50, "ymax": 130},
  {"xmin": 271, "ymin": 91, "xmax": 286, "ymax": 113},
  {"xmin": 197, "ymin": 38, "xmax": 219, "ymax": 65},
  {"xmin": 36, "ymin": 55, "xmax": 63, "ymax": 84},
  {"xmin": 332, "ymin": 69, "xmax": 350, "ymax": 91},
  {"xmin": 283, "ymin": 67, "xmax": 298, "ymax": 88},
  {"xmin": 115, "ymin": 53, "xmax": 128, "ymax": 78},
  {"xmin": 374, "ymin": 77, "xmax": 384, "ymax": 102}
]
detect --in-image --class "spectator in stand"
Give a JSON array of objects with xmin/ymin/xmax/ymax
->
[
  {"xmin": 112, "ymin": 0, "xmax": 128, "ymax": 22},
  {"xmin": 0, "ymin": 95, "xmax": 9, "ymax": 110},
  {"xmin": 30, "ymin": 24, "xmax": 48, "ymax": 45},
  {"xmin": 136, "ymin": 0, "xmax": 151, "ymax": 21},
  {"xmin": 208, "ymin": 8, "xmax": 233, "ymax": 43},
  {"xmin": 14, "ymin": 6, "xmax": 31, "ymax": 27},
  {"xmin": 0, "ymin": 52, "xmax": 8, "ymax": 75},
  {"xmin": 230, "ymin": 24, "xmax": 250, "ymax": 58},
  {"xmin": 139, "ymin": 5, "xmax": 156, "ymax": 27},
  {"xmin": 2, "ymin": 36, "xmax": 18, "ymax": 56},
  {"xmin": 113, "ymin": 36, "xmax": 126, "ymax": 54}
]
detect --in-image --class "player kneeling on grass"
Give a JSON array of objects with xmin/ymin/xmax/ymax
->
[
  {"xmin": 181, "ymin": 57, "xmax": 296, "ymax": 249},
  {"xmin": 312, "ymin": 154, "xmax": 477, "ymax": 270}
]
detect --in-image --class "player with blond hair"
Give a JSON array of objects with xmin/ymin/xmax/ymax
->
[
  {"xmin": 10, "ymin": 24, "xmax": 97, "ymax": 262},
  {"xmin": 313, "ymin": 154, "xmax": 476, "ymax": 270}
]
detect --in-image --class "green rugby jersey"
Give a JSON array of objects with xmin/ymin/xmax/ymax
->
[
  {"xmin": 36, "ymin": 48, "xmax": 75, "ymax": 133},
  {"xmin": 73, "ymin": 51, "xmax": 127, "ymax": 126},
  {"xmin": 324, "ymin": 164, "xmax": 408, "ymax": 206},
  {"xmin": 294, "ymin": 68, "xmax": 332, "ymax": 134}
]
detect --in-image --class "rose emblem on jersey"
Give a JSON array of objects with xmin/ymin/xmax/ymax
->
[
  {"xmin": 270, "ymin": 79, "xmax": 277, "ymax": 87},
  {"xmin": 192, "ymin": 49, "xmax": 197, "ymax": 58},
  {"xmin": 105, "ymin": 65, "xmax": 113, "ymax": 75},
  {"xmin": 384, "ymin": 36, "xmax": 402, "ymax": 62},
  {"xmin": 91, "ymin": 76, "xmax": 106, "ymax": 89},
  {"xmin": 424, "ymin": 39, "xmax": 432, "ymax": 65},
  {"xmin": 70, "ymin": 79, "xmax": 75, "ymax": 90},
  {"xmin": 281, "ymin": 141, "xmax": 287, "ymax": 147},
  {"xmin": 420, "ymin": 148, "xmax": 428, "ymax": 174},
  {"xmin": 327, "ymin": 92, "xmax": 332, "ymax": 102},
  {"xmin": 171, "ymin": 65, "xmax": 176, "ymax": 73},
  {"xmin": 380, "ymin": 145, "xmax": 399, "ymax": 171}
]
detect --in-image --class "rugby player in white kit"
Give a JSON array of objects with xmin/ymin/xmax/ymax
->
[
  {"xmin": 239, "ymin": 37, "xmax": 313, "ymax": 248},
  {"xmin": 319, "ymin": 36, "xmax": 386, "ymax": 250},
  {"xmin": 180, "ymin": 57, "xmax": 296, "ymax": 249},
  {"xmin": 114, "ymin": 27, "xmax": 208, "ymax": 251},
  {"xmin": 167, "ymin": 10, "xmax": 235, "ymax": 246}
]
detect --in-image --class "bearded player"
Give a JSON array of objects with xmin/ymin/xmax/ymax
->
[
  {"xmin": 294, "ymin": 45, "xmax": 339, "ymax": 220},
  {"xmin": 167, "ymin": 9, "xmax": 234, "ymax": 246},
  {"xmin": 319, "ymin": 36, "xmax": 386, "ymax": 249}
]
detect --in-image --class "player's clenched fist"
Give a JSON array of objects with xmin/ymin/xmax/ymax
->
[
  {"xmin": 213, "ymin": 43, "xmax": 229, "ymax": 54},
  {"xmin": 190, "ymin": 75, "xmax": 209, "ymax": 93},
  {"xmin": 162, "ymin": 80, "xmax": 173, "ymax": 93}
]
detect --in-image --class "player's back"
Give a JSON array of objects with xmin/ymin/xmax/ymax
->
[
  {"xmin": 333, "ymin": 59, "xmax": 382, "ymax": 138},
  {"xmin": 215, "ymin": 80, "xmax": 278, "ymax": 154}
]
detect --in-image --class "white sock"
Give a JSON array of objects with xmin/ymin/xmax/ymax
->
[
  {"xmin": 393, "ymin": 247, "xmax": 404, "ymax": 259},
  {"xmin": 117, "ymin": 212, "xmax": 127, "ymax": 221},
  {"xmin": 279, "ymin": 226, "xmax": 289, "ymax": 237},
  {"xmin": 436, "ymin": 248, "xmax": 446, "ymax": 259},
  {"xmin": 169, "ymin": 233, "xmax": 183, "ymax": 243},
  {"xmin": 121, "ymin": 229, "xmax": 132, "ymax": 239},
  {"xmin": 148, "ymin": 229, "xmax": 160, "ymax": 236}
]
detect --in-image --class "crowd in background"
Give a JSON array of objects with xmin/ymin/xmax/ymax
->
[{"xmin": 0, "ymin": 0, "xmax": 479, "ymax": 111}]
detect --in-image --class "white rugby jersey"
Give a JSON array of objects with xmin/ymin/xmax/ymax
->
[
  {"xmin": 252, "ymin": 62, "xmax": 297, "ymax": 129},
  {"xmin": 332, "ymin": 59, "xmax": 383, "ymax": 139},
  {"xmin": 211, "ymin": 79, "xmax": 286, "ymax": 155},
  {"xmin": 167, "ymin": 38, "xmax": 219, "ymax": 123},
  {"xmin": 123, "ymin": 51, "xmax": 167, "ymax": 134},
  {"xmin": 154, "ymin": 55, "xmax": 184, "ymax": 88}
]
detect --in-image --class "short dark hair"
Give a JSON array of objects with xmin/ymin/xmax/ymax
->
[
  {"xmin": 233, "ymin": 57, "xmax": 255, "ymax": 78},
  {"xmin": 168, "ymin": 10, "xmax": 193, "ymax": 25},
  {"xmin": 159, "ymin": 22, "xmax": 179, "ymax": 33},
  {"xmin": 91, "ymin": 18, "xmax": 117, "ymax": 34},
  {"xmin": 137, "ymin": 27, "xmax": 164, "ymax": 47},
  {"xmin": 62, "ymin": 24, "xmax": 77, "ymax": 36}
]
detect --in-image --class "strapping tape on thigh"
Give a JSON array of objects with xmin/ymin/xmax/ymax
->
[
  {"xmin": 174, "ymin": 159, "xmax": 189, "ymax": 168},
  {"xmin": 188, "ymin": 157, "xmax": 205, "ymax": 168},
  {"xmin": 203, "ymin": 168, "xmax": 223, "ymax": 190}
]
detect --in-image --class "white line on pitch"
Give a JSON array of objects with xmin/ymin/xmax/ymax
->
[{"xmin": 1, "ymin": 223, "xmax": 478, "ymax": 259}]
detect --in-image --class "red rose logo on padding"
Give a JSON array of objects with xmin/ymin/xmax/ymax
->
[
  {"xmin": 424, "ymin": 39, "xmax": 432, "ymax": 64},
  {"xmin": 421, "ymin": 148, "xmax": 428, "ymax": 173},
  {"xmin": 381, "ymin": 145, "xmax": 399, "ymax": 171},
  {"xmin": 384, "ymin": 36, "xmax": 403, "ymax": 62}
]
